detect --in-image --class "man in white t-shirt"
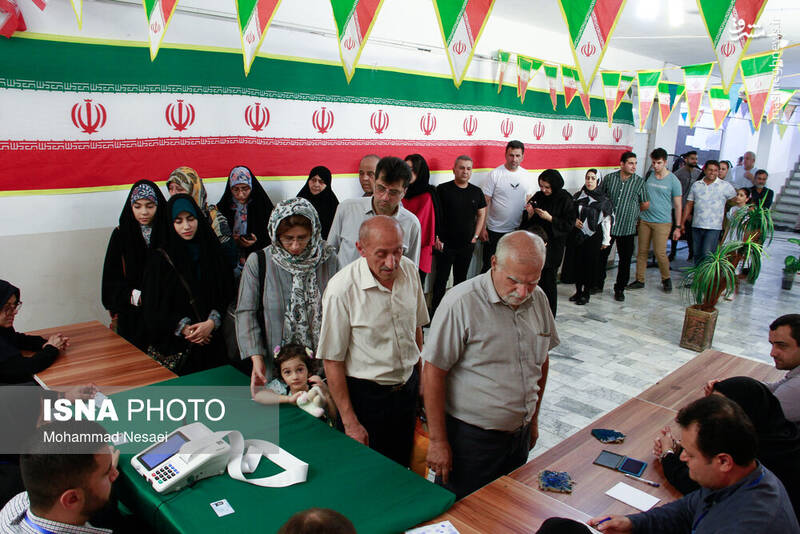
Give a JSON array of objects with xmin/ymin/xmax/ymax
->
[
  {"xmin": 479, "ymin": 140, "xmax": 535, "ymax": 272},
  {"xmin": 728, "ymin": 151, "xmax": 757, "ymax": 189}
]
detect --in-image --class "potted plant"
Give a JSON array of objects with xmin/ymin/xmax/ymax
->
[
  {"xmin": 680, "ymin": 238, "xmax": 765, "ymax": 351},
  {"xmin": 783, "ymin": 238, "xmax": 800, "ymax": 290}
]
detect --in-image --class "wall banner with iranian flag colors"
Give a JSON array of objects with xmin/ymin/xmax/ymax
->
[
  {"xmin": 681, "ymin": 62, "xmax": 713, "ymax": 127},
  {"xmin": 0, "ymin": 36, "xmax": 633, "ymax": 195},
  {"xmin": 740, "ymin": 49, "xmax": 780, "ymax": 131},
  {"xmin": 561, "ymin": 65, "xmax": 579, "ymax": 108},
  {"xmin": 613, "ymin": 74, "xmax": 634, "ymax": 113},
  {"xmin": 708, "ymin": 86, "xmax": 730, "ymax": 131},
  {"xmin": 696, "ymin": 0, "xmax": 769, "ymax": 92},
  {"xmin": 636, "ymin": 70, "xmax": 661, "ymax": 131},
  {"xmin": 657, "ymin": 81, "xmax": 684, "ymax": 126},
  {"xmin": 432, "ymin": 0, "xmax": 496, "ymax": 88},
  {"xmin": 558, "ymin": 0, "xmax": 627, "ymax": 93},
  {"xmin": 143, "ymin": 0, "xmax": 179, "ymax": 61},
  {"xmin": 600, "ymin": 71, "xmax": 621, "ymax": 126},
  {"xmin": 235, "ymin": 0, "xmax": 283, "ymax": 76},
  {"xmin": 496, "ymin": 49, "xmax": 510, "ymax": 93},
  {"xmin": 331, "ymin": 0, "xmax": 384, "ymax": 83}
]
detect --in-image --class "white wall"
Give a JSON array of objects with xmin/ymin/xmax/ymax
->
[{"xmin": 767, "ymin": 124, "xmax": 800, "ymax": 191}]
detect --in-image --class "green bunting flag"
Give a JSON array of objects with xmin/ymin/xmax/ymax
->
[
  {"xmin": 601, "ymin": 71, "xmax": 621, "ymax": 126},
  {"xmin": 561, "ymin": 65, "xmax": 579, "ymax": 108},
  {"xmin": 330, "ymin": 0, "xmax": 384, "ymax": 82},
  {"xmin": 708, "ymin": 86, "xmax": 730, "ymax": 131},
  {"xmin": 143, "ymin": 0, "xmax": 179, "ymax": 60},
  {"xmin": 496, "ymin": 50, "xmax": 511, "ymax": 93},
  {"xmin": 766, "ymin": 89, "xmax": 795, "ymax": 124},
  {"xmin": 517, "ymin": 56, "xmax": 543, "ymax": 104},
  {"xmin": 432, "ymin": 0, "xmax": 497, "ymax": 88},
  {"xmin": 544, "ymin": 64, "xmax": 559, "ymax": 109},
  {"xmin": 234, "ymin": 0, "xmax": 283, "ymax": 76},
  {"xmin": 657, "ymin": 81, "xmax": 685, "ymax": 126},
  {"xmin": 614, "ymin": 74, "xmax": 634, "ymax": 113},
  {"xmin": 636, "ymin": 70, "xmax": 661, "ymax": 131},
  {"xmin": 681, "ymin": 62, "xmax": 714, "ymax": 127}
]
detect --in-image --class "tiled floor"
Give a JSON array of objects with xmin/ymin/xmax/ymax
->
[{"xmin": 529, "ymin": 230, "xmax": 800, "ymax": 459}]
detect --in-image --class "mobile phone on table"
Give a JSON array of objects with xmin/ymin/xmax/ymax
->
[{"xmin": 593, "ymin": 450, "xmax": 647, "ymax": 477}]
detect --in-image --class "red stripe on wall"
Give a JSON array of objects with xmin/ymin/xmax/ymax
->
[{"xmin": 0, "ymin": 137, "xmax": 630, "ymax": 192}]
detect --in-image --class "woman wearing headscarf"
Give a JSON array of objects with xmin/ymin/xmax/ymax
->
[
  {"xmin": 520, "ymin": 169, "xmax": 576, "ymax": 317},
  {"xmin": 0, "ymin": 281, "xmax": 69, "ymax": 384},
  {"xmin": 101, "ymin": 180, "xmax": 167, "ymax": 350},
  {"xmin": 218, "ymin": 165, "xmax": 275, "ymax": 272},
  {"xmin": 403, "ymin": 154, "xmax": 441, "ymax": 284},
  {"xmin": 297, "ymin": 166, "xmax": 339, "ymax": 240},
  {"xmin": 563, "ymin": 169, "xmax": 613, "ymax": 306},
  {"xmin": 142, "ymin": 194, "xmax": 234, "ymax": 375},
  {"xmin": 655, "ymin": 377, "xmax": 800, "ymax": 518},
  {"xmin": 166, "ymin": 166, "xmax": 238, "ymax": 269},
  {"xmin": 235, "ymin": 197, "xmax": 338, "ymax": 396}
]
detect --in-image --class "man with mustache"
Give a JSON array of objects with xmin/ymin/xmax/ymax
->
[
  {"xmin": 319, "ymin": 216, "xmax": 429, "ymax": 467},
  {"xmin": 422, "ymin": 231, "xmax": 558, "ymax": 499}
]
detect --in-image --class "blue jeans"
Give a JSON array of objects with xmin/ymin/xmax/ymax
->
[{"xmin": 692, "ymin": 228, "xmax": 721, "ymax": 266}]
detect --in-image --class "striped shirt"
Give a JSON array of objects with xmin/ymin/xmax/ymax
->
[
  {"xmin": 600, "ymin": 170, "xmax": 649, "ymax": 236},
  {"xmin": 0, "ymin": 492, "xmax": 111, "ymax": 533}
]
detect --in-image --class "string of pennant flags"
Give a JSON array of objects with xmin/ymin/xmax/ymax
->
[{"xmin": 0, "ymin": 0, "xmax": 795, "ymax": 133}]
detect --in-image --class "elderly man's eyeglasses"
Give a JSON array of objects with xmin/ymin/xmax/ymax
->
[
  {"xmin": 374, "ymin": 183, "xmax": 404, "ymax": 198},
  {"xmin": 2, "ymin": 301, "xmax": 21, "ymax": 316}
]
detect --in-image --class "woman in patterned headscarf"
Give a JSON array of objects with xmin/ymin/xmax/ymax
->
[
  {"xmin": 217, "ymin": 165, "xmax": 275, "ymax": 273},
  {"xmin": 166, "ymin": 166, "xmax": 238, "ymax": 269},
  {"xmin": 102, "ymin": 179, "xmax": 167, "ymax": 350},
  {"xmin": 235, "ymin": 198, "xmax": 338, "ymax": 396}
]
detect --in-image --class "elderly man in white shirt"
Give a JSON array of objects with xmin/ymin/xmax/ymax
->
[
  {"xmin": 319, "ymin": 216, "xmax": 428, "ymax": 467},
  {"xmin": 327, "ymin": 156, "xmax": 421, "ymax": 269}
]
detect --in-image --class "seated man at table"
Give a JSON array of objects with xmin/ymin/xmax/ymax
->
[
  {"xmin": 0, "ymin": 420, "xmax": 121, "ymax": 533},
  {"xmin": 278, "ymin": 508, "xmax": 356, "ymax": 534},
  {"xmin": 0, "ymin": 280, "xmax": 69, "ymax": 384},
  {"xmin": 589, "ymin": 395, "xmax": 799, "ymax": 533},
  {"xmin": 705, "ymin": 314, "xmax": 800, "ymax": 425}
]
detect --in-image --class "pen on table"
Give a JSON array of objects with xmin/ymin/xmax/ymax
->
[{"xmin": 624, "ymin": 473, "xmax": 660, "ymax": 487}]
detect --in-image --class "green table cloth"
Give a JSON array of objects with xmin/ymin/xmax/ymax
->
[{"xmin": 109, "ymin": 366, "xmax": 454, "ymax": 534}]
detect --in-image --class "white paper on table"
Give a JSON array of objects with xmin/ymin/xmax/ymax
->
[
  {"xmin": 605, "ymin": 482, "xmax": 660, "ymax": 511},
  {"xmin": 405, "ymin": 520, "xmax": 460, "ymax": 534}
]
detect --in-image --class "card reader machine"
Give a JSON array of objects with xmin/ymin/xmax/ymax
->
[{"xmin": 131, "ymin": 422, "xmax": 231, "ymax": 494}]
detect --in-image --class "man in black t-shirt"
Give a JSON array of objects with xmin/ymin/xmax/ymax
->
[{"xmin": 431, "ymin": 155, "xmax": 487, "ymax": 316}]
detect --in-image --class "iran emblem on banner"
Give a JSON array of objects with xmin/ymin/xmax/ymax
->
[
  {"xmin": 740, "ymin": 50, "xmax": 781, "ymax": 130},
  {"xmin": 143, "ymin": 0, "xmax": 179, "ymax": 60},
  {"xmin": 601, "ymin": 72, "xmax": 621, "ymax": 126},
  {"xmin": 558, "ymin": 0, "xmax": 627, "ymax": 93},
  {"xmin": 517, "ymin": 56, "xmax": 542, "ymax": 104},
  {"xmin": 331, "ymin": 0, "xmax": 384, "ymax": 82},
  {"xmin": 234, "ymin": 0, "xmax": 282, "ymax": 76},
  {"xmin": 614, "ymin": 74, "xmax": 634, "ymax": 113},
  {"xmin": 681, "ymin": 62, "xmax": 714, "ymax": 127},
  {"xmin": 0, "ymin": 0, "xmax": 25, "ymax": 38},
  {"xmin": 696, "ymin": 0, "xmax": 769, "ymax": 92},
  {"xmin": 544, "ymin": 64, "xmax": 559, "ymax": 110},
  {"xmin": 561, "ymin": 65, "xmax": 579, "ymax": 108},
  {"xmin": 708, "ymin": 86, "xmax": 731, "ymax": 131},
  {"xmin": 657, "ymin": 82, "xmax": 685, "ymax": 126},
  {"xmin": 433, "ymin": 0, "xmax": 497, "ymax": 88},
  {"xmin": 636, "ymin": 70, "xmax": 661, "ymax": 130},
  {"xmin": 765, "ymin": 88, "xmax": 795, "ymax": 124},
  {"xmin": 496, "ymin": 50, "xmax": 511, "ymax": 93}
]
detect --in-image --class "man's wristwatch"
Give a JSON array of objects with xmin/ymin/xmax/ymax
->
[
  {"xmin": 473, "ymin": 234, "xmax": 479, "ymax": 239},
  {"xmin": 660, "ymin": 449, "xmax": 675, "ymax": 460}
]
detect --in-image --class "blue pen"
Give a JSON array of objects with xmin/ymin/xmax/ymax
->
[{"xmin": 596, "ymin": 517, "xmax": 612, "ymax": 526}]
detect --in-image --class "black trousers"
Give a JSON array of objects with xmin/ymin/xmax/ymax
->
[
  {"xmin": 574, "ymin": 232, "xmax": 603, "ymax": 296},
  {"xmin": 431, "ymin": 243, "xmax": 475, "ymax": 314},
  {"xmin": 480, "ymin": 230, "xmax": 506, "ymax": 273},
  {"xmin": 598, "ymin": 234, "xmax": 635, "ymax": 292},
  {"xmin": 539, "ymin": 266, "xmax": 558, "ymax": 318},
  {"xmin": 436, "ymin": 415, "xmax": 530, "ymax": 500},
  {"xmin": 338, "ymin": 365, "xmax": 419, "ymax": 467}
]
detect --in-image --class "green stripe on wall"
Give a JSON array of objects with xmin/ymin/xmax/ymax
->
[{"xmin": 0, "ymin": 37, "xmax": 632, "ymax": 124}]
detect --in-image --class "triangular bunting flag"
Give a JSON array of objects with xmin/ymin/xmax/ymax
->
[
  {"xmin": 601, "ymin": 71, "xmax": 621, "ymax": 126},
  {"xmin": 32, "ymin": 0, "xmax": 46, "ymax": 10},
  {"xmin": 558, "ymin": 0, "xmax": 628, "ymax": 93},
  {"xmin": 708, "ymin": 86, "xmax": 731, "ymax": 131},
  {"xmin": 657, "ymin": 82, "xmax": 685, "ymax": 126},
  {"xmin": 329, "ymin": 0, "xmax": 383, "ymax": 82},
  {"xmin": 740, "ymin": 49, "xmax": 781, "ymax": 131},
  {"xmin": 729, "ymin": 83, "xmax": 743, "ymax": 112},
  {"xmin": 235, "ymin": 0, "xmax": 282, "ymax": 76},
  {"xmin": 0, "ymin": 0, "xmax": 25, "ymax": 38},
  {"xmin": 496, "ymin": 50, "xmax": 511, "ymax": 93},
  {"xmin": 561, "ymin": 65, "xmax": 579, "ymax": 108},
  {"xmin": 143, "ymin": 0, "xmax": 179, "ymax": 60},
  {"xmin": 433, "ymin": 0, "xmax": 497, "ymax": 88},
  {"xmin": 785, "ymin": 104, "xmax": 797, "ymax": 122},
  {"xmin": 579, "ymin": 86, "xmax": 592, "ymax": 118},
  {"xmin": 766, "ymin": 88, "xmax": 795, "ymax": 124},
  {"xmin": 636, "ymin": 70, "xmax": 661, "ymax": 131},
  {"xmin": 776, "ymin": 122, "xmax": 788, "ymax": 139},
  {"xmin": 544, "ymin": 64, "xmax": 559, "ymax": 110},
  {"xmin": 517, "ymin": 56, "xmax": 542, "ymax": 104},
  {"xmin": 614, "ymin": 74, "xmax": 634, "ymax": 112},
  {"xmin": 70, "ymin": 0, "xmax": 82, "ymax": 28},
  {"xmin": 696, "ymin": 0, "xmax": 769, "ymax": 92},
  {"xmin": 681, "ymin": 62, "xmax": 714, "ymax": 127}
]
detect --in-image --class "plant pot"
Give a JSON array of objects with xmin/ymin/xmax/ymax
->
[
  {"xmin": 680, "ymin": 305, "xmax": 719, "ymax": 352},
  {"xmin": 783, "ymin": 269, "xmax": 796, "ymax": 291}
]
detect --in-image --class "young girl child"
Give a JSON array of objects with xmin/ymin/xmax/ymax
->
[
  {"xmin": 253, "ymin": 343, "xmax": 336, "ymax": 420},
  {"xmin": 723, "ymin": 187, "xmax": 750, "ymax": 243}
]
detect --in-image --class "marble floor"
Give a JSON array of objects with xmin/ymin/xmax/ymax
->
[{"xmin": 529, "ymin": 230, "xmax": 800, "ymax": 459}]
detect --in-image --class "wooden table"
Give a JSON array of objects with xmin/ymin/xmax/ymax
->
[
  {"xmin": 28, "ymin": 321, "xmax": 176, "ymax": 393},
  {"xmin": 422, "ymin": 349, "xmax": 787, "ymax": 531}
]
